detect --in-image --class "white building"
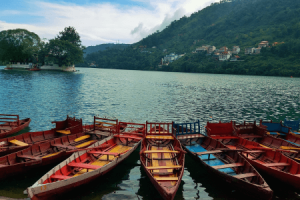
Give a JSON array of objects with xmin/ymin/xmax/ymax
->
[
  {"xmin": 219, "ymin": 52, "xmax": 231, "ymax": 61},
  {"xmin": 232, "ymin": 46, "xmax": 240, "ymax": 54}
]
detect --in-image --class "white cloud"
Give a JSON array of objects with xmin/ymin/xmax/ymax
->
[{"xmin": 0, "ymin": 0, "xmax": 219, "ymax": 46}]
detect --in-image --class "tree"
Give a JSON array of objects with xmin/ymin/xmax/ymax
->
[
  {"xmin": 45, "ymin": 27, "xmax": 85, "ymax": 67},
  {"xmin": 0, "ymin": 29, "xmax": 42, "ymax": 63}
]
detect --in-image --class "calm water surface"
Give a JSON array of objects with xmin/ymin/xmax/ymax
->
[{"xmin": 0, "ymin": 67, "xmax": 300, "ymax": 200}]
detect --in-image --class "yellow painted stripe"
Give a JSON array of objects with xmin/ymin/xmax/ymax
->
[
  {"xmin": 73, "ymin": 145, "xmax": 132, "ymax": 177},
  {"xmin": 146, "ymin": 136, "xmax": 174, "ymax": 140},
  {"xmin": 74, "ymin": 135, "xmax": 90, "ymax": 142},
  {"xmin": 76, "ymin": 140, "xmax": 96, "ymax": 148},
  {"xmin": 42, "ymin": 152, "xmax": 60, "ymax": 158},
  {"xmin": 57, "ymin": 130, "xmax": 71, "ymax": 135},
  {"xmin": 9, "ymin": 139, "xmax": 28, "ymax": 146},
  {"xmin": 259, "ymin": 144, "xmax": 271, "ymax": 149}
]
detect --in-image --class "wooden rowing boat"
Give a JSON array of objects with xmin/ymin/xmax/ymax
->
[
  {"xmin": 140, "ymin": 122, "xmax": 185, "ymax": 200},
  {"xmin": 0, "ymin": 130, "xmax": 106, "ymax": 180},
  {"xmin": 0, "ymin": 116, "xmax": 82, "ymax": 157},
  {"xmin": 207, "ymin": 121, "xmax": 300, "ymax": 192},
  {"xmin": 26, "ymin": 122, "xmax": 144, "ymax": 200},
  {"xmin": 241, "ymin": 148, "xmax": 300, "ymax": 191},
  {"xmin": 175, "ymin": 121, "xmax": 273, "ymax": 200},
  {"xmin": 284, "ymin": 118, "xmax": 300, "ymax": 134},
  {"xmin": 259, "ymin": 120, "xmax": 300, "ymax": 145},
  {"xmin": 0, "ymin": 114, "xmax": 31, "ymax": 138},
  {"xmin": 234, "ymin": 121, "xmax": 300, "ymax": 161}
]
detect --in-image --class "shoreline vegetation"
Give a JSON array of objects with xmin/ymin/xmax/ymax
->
[{"xmin": 0, "ymin": 27, "xmax": 84, "ymax": 68}]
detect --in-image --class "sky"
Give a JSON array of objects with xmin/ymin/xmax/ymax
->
[{"xmin": 0, "ymin": 0, "xmax": 219, "ymax": 46}]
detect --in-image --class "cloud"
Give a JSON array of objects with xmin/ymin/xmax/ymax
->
[{"xmin": 0, "ymin": 0, "xmax": 219, "ymax": 46}]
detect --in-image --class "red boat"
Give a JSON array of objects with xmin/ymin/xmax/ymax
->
[
  {"xmin": 234, "ymin": 121, "xmax": 300, "ymax": 161},
  {"xmin": 0, "ymin": 114, "xmax": 31, "ymax": 138},
  {"xmin": 26, "ymin": 122, "xmax": 145, "ymax": 200},
  {"xmin": 140, "ymin": 122, "xmax": 185, "ymax": 200},
  {"xmin": 177, "ymin": 134, "xmax": 273, "ymax": 200},
  {"xmin": 207, "ymin": 121, "xmax": 300, "ymax": 192},
  {"xmin": 241, "ymin": 148, "xmax": 300, "ymax": 191},
  {"xmin": 0, "ymin": 130, "xmax": 104, "ymax": 180},
  {"xmin": 0, "ymin": 116, "xmax": 82, "ymax": 157}
]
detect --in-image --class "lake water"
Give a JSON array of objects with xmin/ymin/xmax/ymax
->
[{"xmin": 0, "ymin": 67, "xmax": 299, "ymax": 200}]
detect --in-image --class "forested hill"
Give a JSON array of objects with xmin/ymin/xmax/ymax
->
[
  {"xmin": 84, "ymin": 44, "xmax": 129, "ymax": 57},
  {"xmin": 84, "ymin": 0, "xmax": 300, "ymax": 77}
]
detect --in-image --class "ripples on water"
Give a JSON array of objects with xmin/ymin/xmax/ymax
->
[{"xmin": 0, "ymin": 67, "xmax": 299, "ymax": 199}]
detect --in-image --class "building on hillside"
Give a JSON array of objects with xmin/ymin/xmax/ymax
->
[
  {"xmin": 162, "ymin": 53, "xmax": 179, "ymax": 64},
  {"xmin": 219, "ymin": 51, "xmax": 231, "ymax": 61},
  {"xmin": 232, "ymin": 46, "xmax": 240, "ymax": 54},
  {"xmin": 272, "ymin": 42, "xmax": 284, "ymax": 46},
  {"xmin": 230, "ymin": 55, "xmax": 240, "ymax": 61},
  {"xmin": 208, "ymin": 46, "xmax": 216, "ymax": 54},
  {"xmin": 196, "ymin": 45, "xmax": 209, "ymax": 53},
  {"xmin": 258, "ymin": 41, "xmax": 269, "ymax": 48},
  {"xmin": 245, "ymin": 47, "xmax": 255, "ymax": 55},
  {"xmin": 254, "ymin": 47, "xmax": 261, "ymax": 54},
  {"xmin": 219, "ymin": 46, "xmax": 228, "ymax": 53}
]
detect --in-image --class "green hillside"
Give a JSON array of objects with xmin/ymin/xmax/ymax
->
[{"xmin": 84, "ymin": 0, "xmax": 300, "ymax": 77}]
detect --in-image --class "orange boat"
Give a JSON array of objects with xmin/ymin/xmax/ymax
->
[
  {"xmin": 0, "ymin": 114, "xmax": 31, "ymax": 138},
  {"xmin": 140, "ymin": 122, "xmax": 185, "ymax": 200},
  {"xmin": 26, "ymin": 122, "xmax": 144, "ymax": 200}
]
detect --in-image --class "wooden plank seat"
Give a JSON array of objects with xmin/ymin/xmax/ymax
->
[
  {"xmin": 51, "ymin": 144, "xmax": 77, "ymax": 150},
  {"xmin": 148, "ymin": 131, "xmax": 170, "ymax": 134},
  {"xmin": 146, "ymin": 165, "xmax": 182, "ymax": 170},
  {"xmin": 56, "ymin": 130, "xmax": 71, "ymax": 135},
  {"xmin": 244, "ymin": 150, "xmax": 265, "ymax": 154},
  {"xmin": 146, "ymin": 135, "xmax": 174, "ymax": 140},
  {"xmin": 196, "ymin": 150, "xmax": 222, "ymax": 155},
  {"xmin": 95, "ymin": 125, "xmax": 114, "ymax": 128},
  {"xmin": 67, "ymin": 163, "xmax": 101, "ymax": 170},
  {"xmin": 75, "ymin": 140, "xmax": 96, "ymax": 148},
  {"xmin": 9, "ymin": 139, "xmax": 28, "ymax": 146},
  {"xmin": 95, "ymin": 121, "xmax": 116, "ymax": 126},
  {"xmin": 234, "ymin": 173, "xmax": 257, "ymax": 179},
  {"xmin": 17, "ymin": 154, "xmax": 41, "ymax": 160},
  {"xmin": 239, "ymin": 135, "xmax": 262, "ymax": 139},
  {"xmin": 155, "ymin": 177, "xmax": 178, "ymax": 181},
  {"xmin": 114, "ymin": 135, "xmax": 142, "ymax": 140},
  {"xmin": 74, "ymin": 135, "xmax": 90, "ymax": 142},
  {"xmin": 263, "ymin": 163, "xmax": 290, "ymax": 167},
  {"xmin": 177, "ymin": 134, "xmax": 204, "ymax": 140},
  {"xmin": 210, "ymin": 136, "xmax": 239, "ymax": 140},
  {"xmin": 143, "ymin": 150, "xmax": 179, "ymax": 154},
  {"xmin": 88, "ymin": 151, "xmax": 120, "ymax": 156},
  {"xmin": 151, "ymin": 171, "xmax": 175, "ymax": 176},
  {"xmin": 212, "ymin": 163, "xmax": 244, "ymax": 169},
  {"xmin": 51, "ymin": 175, "xmax": 71, "ymax": 180}
]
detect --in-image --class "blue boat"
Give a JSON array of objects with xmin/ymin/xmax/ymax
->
[
  {"xmin": 174, "ymin": 121, "xmax": 273, "ymax": 200},
  {"xmin": 284, "ymin": 118, "xmax": 300, "ymax": 134}
]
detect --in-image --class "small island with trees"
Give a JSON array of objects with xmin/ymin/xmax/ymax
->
[{"xmin": 0, "ymin": 26, "xmax": 85, "ymax": 72}]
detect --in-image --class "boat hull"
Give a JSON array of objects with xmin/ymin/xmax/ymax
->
[
  {"xmin": 242, "ymin": 152, "xmax": 300, "ymax": 191},
  {"xmin": 0, "ymin": 118, "xmax": 31, "ymax": 138},
  {"xmin": 184, "ymin": 146, "xmax": 273, "ymax": 200},
  {"xmin": 27, "ymin": 136, "xmax": 141, "ymax": 200}
]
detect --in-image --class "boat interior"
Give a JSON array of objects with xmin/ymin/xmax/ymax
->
[
  {"xmin": 241, "ymin": 149, "xmax": 300, "ymax": 175},
  {"xmin": 43, "ymin": 134, "xmax": 141, "ymax": 183},
  {"xmin": 141, "ymin": 122, "xmax": 184, "ymax": 193},
  {"xmin": 0, "ymin": 132, "xmax": 105, "ymax": 166},
  {"xmin": 181, "ymin": 136, "xmax": 267, "ymax": 185}
]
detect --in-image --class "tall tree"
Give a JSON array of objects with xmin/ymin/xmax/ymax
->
[
  {"xmin": 46, "ymin": 27, "xmax": 85, "ymax": 66},
  {"xmin": 0, "ymin": 29, "xmax": 42, "ymax": 63}
]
